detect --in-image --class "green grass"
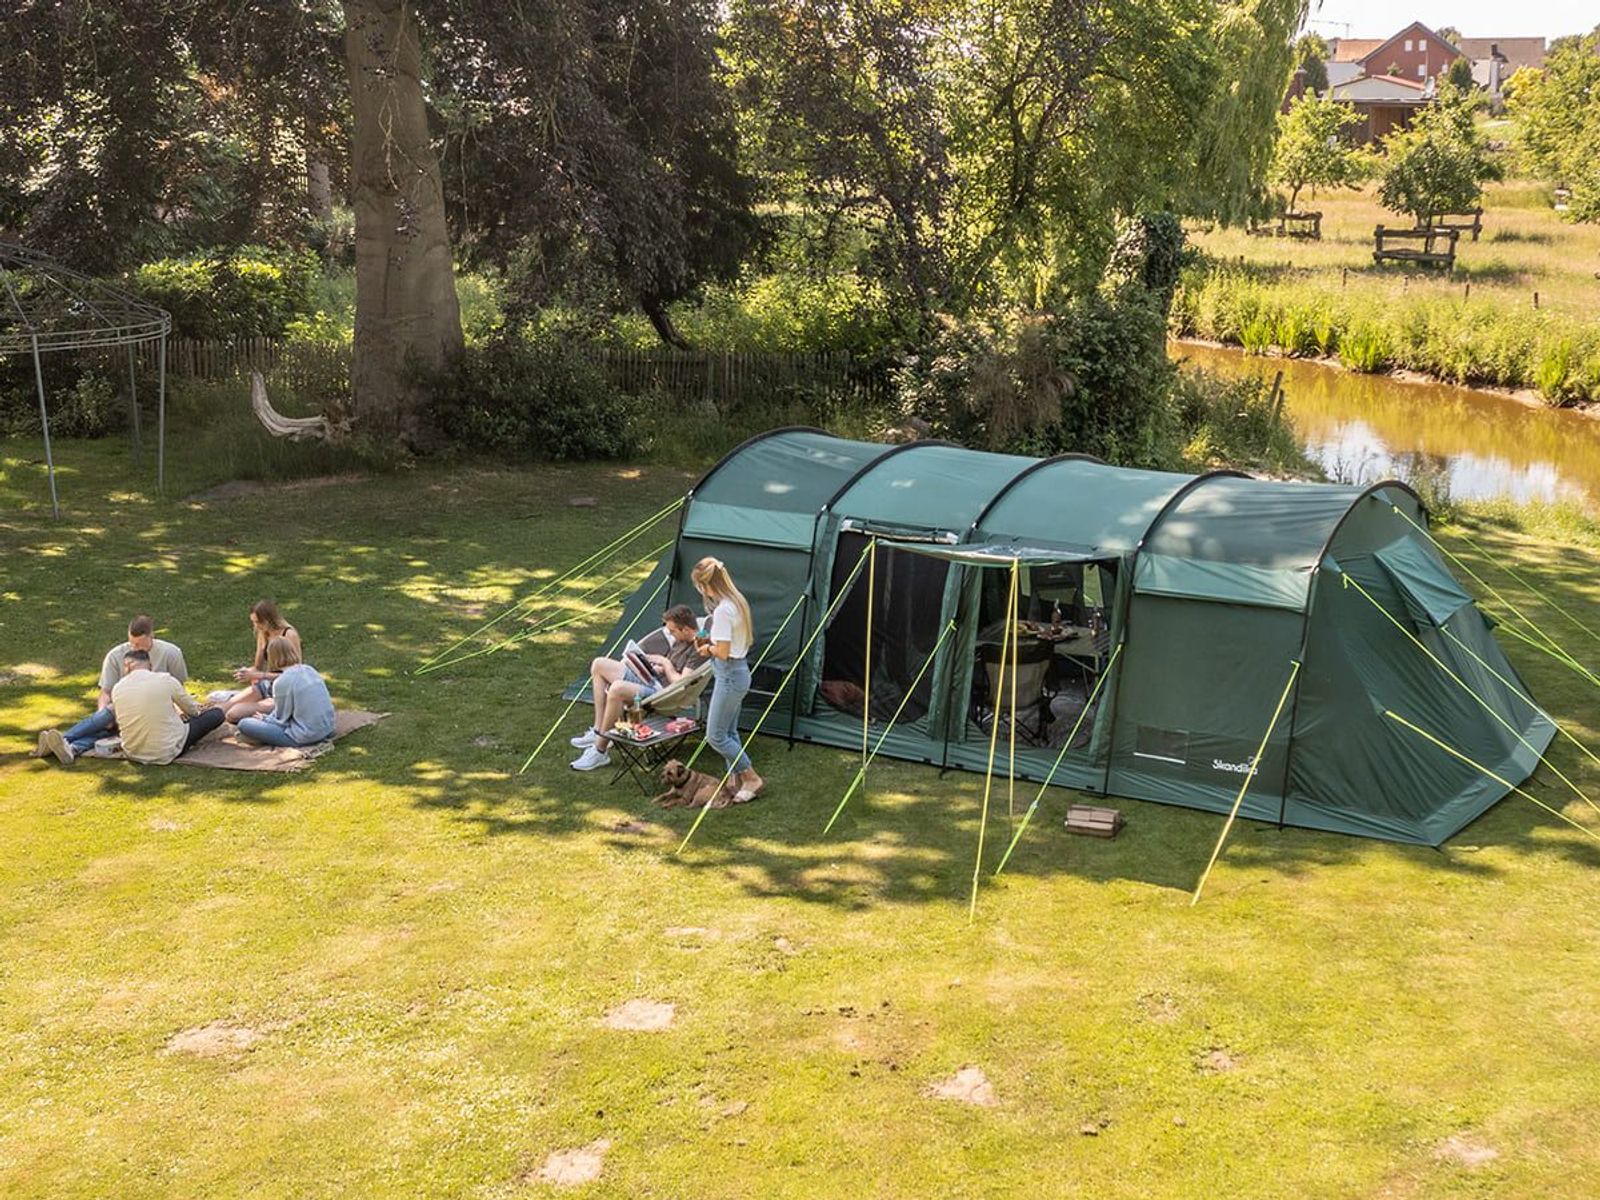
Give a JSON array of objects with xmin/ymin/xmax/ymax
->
[
  {"xmin": 1176, "ymin": 182, "xmax": 1600, "ymax": 404},
  {"xmin": 3, "ymin": 435, "xmax": 1600, "ymax": 1197}
]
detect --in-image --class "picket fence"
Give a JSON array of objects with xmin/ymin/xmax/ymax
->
[{"xmin": 151, "ymin": 338, "xmax": 891, "ymax": 412}]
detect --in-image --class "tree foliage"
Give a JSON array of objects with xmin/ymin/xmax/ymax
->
[
  {"xmin": 1270, "ymin": 93, "xmax": 1361, "ymax": 211},
  {"xmin": 1379, "ymin": 83, "xmax": 1500, "ymax": 226},
  {"xmin": 1294, "ymin": 33, "xmax": 1329, "ymax": 94},
  {"xmin": 1507, "ymin": 32, "xmax": 1600, "ymax": 223},
  {"xmin": 430, "ymin": 0, "xmax": 759, "ymax": 347},
  {"xmin": 727, "ymin": 0, "xmax": 1300, "ymax": 325}
]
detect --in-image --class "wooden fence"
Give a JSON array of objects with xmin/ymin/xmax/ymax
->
[
  {"xmin": 153, "ymin": 339, "xmax": 891, "ymax": 413},
  {"xmin": 143, "ymin": 337, "xmax": 350, "ymax": 394}
]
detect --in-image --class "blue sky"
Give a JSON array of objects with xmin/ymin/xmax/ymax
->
[{"xmin": 1305, "ymin": 0, "xmax": 1594, "ymax": 41}]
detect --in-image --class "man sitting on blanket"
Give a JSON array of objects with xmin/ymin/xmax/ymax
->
[
  {"xmin": 31, "ymin": 614, "xmax": 191, "ymax": 761},
  {"xmin": 38, "ymin": 648, "xmax": 224, "ymax": 766},
  {"xmin": 570, "ymin": 604, "xmax": 708, "ymax": 772}
]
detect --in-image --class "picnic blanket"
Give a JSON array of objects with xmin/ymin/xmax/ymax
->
[{"xmin": 86, "ymin": 710, "xmax": 387, "ymax": 773}]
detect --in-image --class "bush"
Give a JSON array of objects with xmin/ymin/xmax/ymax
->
[
  {"xmin": 606, "ymin": 272, "xmax": 902, "ymax": 355},
  {"xmin": 894, "ymin": 292, "xmax": 1177, "ymax": 464},
  {"xmin": 1171, "ymin": 367, "xmax": 1309, "ymax": 474},
  {"xmin": 424, "ymin": 334, "xmax": 645, "ymax": 460},
  {"xmin": 0, "ymin": 363, "xmax": 124, "ymax": 439},
  {"xmin": 132, "ymin": 247, "xmax": 318, "ymax": 340}
]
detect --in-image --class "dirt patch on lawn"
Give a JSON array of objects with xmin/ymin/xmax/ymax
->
[
  {"xmin": 163, "ymin": 1020, "xmax": 262, "ymax": 1058},
  {"xmin": 527, "ymin": 1138, "xmax": 613, "ymax": 1187},
  {"xmin": 925, "ymin": 1066, "xmax": 998, "ymax": 1107},
  {"xmin": 1197, "ymin": 1047, "xmax": 1239, "ymax": 1074},
  {"xmin": 601, "ymin": 999, "xmax": 676, "ymax": 1031},
  {"xmin": 1434, "ymin": 1134, "xmax": 1499, "ymax": 1168},
  {"xmin": 184, "ymin": 474, "xmax": 365, "ymax": 504}
]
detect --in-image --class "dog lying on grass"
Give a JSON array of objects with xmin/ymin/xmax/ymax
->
[{"xmin": 652, "ymin": 759, "xmax": 738, "ymax": 809}]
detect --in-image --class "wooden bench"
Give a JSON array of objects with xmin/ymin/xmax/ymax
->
[
  {"xmin": 1373, "ymin": 225, "xmax": 1458, "ymax": 270},
  {"xmin": 1425, "ymin": 207, "xmax": 1483, "ymax": 242},
  {"xmin": 1248, "ymin": 211, "xmax": 1322, "ymax": 240}
]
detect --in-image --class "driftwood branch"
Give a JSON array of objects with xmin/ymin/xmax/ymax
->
[{"xmin": 250, "ymin": 371, "xmax": 350, "ymax": 442}]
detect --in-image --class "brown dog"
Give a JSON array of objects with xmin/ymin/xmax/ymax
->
[{"xmin": 652, "ymin": 759, "xmax": 735, "ymax": 809}]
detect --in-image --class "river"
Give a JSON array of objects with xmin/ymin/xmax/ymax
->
[{"xmin": 1172, "ymin": 341, "xmax": 1600, "ymax": 512}]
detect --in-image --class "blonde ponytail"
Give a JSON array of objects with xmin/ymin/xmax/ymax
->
[{"xmin": 691, "ymin": 556, "xmax": 753, "ymax": 645}]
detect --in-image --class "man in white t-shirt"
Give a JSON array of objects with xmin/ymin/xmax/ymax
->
[
  {"xmin": 33, "ymin": 616, "xmax": 194, "ymax": 762},
  {"xmin": 39, "ymin": 649, "xmax": 223, "ymax": 766}
]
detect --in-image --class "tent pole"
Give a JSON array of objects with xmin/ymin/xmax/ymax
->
[
  {"xmin": 786, "ymin": 593, "xmax": 810, "ymax": 748},
  {"xmin": 969, "ymin": 561, "xmax": 1017, "ymax": 922},
  {"xmin": 1384, "ymin": 710, "xmax": 1600, "ymax": 844},
  {"xmin": 1191, "ymin": 659, "xmax": 1302, "ymax": 906},
  {"xmin": 126, "ymin": 344, "xmax": 142, "ymax": 460},
  {"xmin": 30, "ymin": 335, "xmax": 60, "ymax": 520},
  {"xmin": 825, "ymin": 618, "xmax": 958, "ymax": 834},
  {"xmin": 1008, "ymin": 562, "xmax": 1019, "ymax": 820},
  {"xmin": 157, "ymin": 334, "xmax": 167, "ymax": 493},
  {"xmin": 994, "ymin": 642, "xmax": 1123, "ymax": 878},
  {"xmin": 862, "ymin": 538, "xmax": 876, "ymax": 777}
]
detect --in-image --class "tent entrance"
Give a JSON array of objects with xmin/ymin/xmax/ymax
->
[
  {"xmin": 819, "ymin": 531, "xmax": 952, "ymax": 725},
  {"xmin": 967, "ymin": 559, "xmax": 1118, "ymax": 756}
]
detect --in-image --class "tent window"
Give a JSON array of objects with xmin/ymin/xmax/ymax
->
[
  {"xmin": 1134, "ymin": 726, "xmax": 1189, "ymax": 765},
  {"xmin": 820, "ymin": 533, "xmax": 951, "ymax": 722}
]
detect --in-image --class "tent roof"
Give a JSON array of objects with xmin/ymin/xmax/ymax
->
[
  {"xmin": 976, "ymin": 457, "xmax": 1195, "ymax": 554},
  {"xmin": 683, "ymin": 432, "xmax": 1425, "ymax": 611},
  {"xmin": 829, "ymin": 442, "xmax": 1034, "ymax": 531}
]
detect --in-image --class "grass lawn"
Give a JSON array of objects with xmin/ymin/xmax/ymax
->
[
  {"xmin": 3, "ymin": 435, "xmax": 1600, "ymax": 1198},
  {"xmin": 1190, "ymin": 181, "xmax": 1600, "ymax": 322},
  {"xmin": 1176, "ymin": 182, "xmax": 1600, "ymax": 403}
]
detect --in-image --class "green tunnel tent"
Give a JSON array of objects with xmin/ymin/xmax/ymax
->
[{"xmin": 584, "ymin": 428, "xmax": 1554, "ymax": 846}]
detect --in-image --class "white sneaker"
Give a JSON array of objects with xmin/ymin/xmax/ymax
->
[
  {"xmin": 570, "ymin": 746, "xmax": 611, "ymax": 772},
  {"xmin": 569, "ymin": 728, "xmax": 598, "ymax": 749},
  {"xmin": 31, "ymin": 731, "xmax": 49, "ymax": 758},
  {"xmin": 42, "ymin": 729, "xmax": 75, "ymax": 765}
]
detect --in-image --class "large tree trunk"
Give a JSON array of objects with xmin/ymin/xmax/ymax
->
[{"xmin": 342, "ymin": 0, "xmax": 463, "ymax": 445}]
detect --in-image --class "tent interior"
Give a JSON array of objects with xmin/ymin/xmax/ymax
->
[{"xmin": 576, "ymin": 428, "xmax": 1555, "ymax": 847}]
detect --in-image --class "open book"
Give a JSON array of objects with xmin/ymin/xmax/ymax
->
[{"xmin": 622, "ymin": 640, "xmax": 664, "ymax": 684}]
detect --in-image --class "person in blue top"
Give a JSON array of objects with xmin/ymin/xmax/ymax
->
[{"xmin": 235, "ymin": 637, "xmax": 336, "ymax": 747}]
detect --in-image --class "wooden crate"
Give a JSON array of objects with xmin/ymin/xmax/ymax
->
[{"xmin": 1065, "ymin": 805, "xmax": 1124, "ymax": 839}]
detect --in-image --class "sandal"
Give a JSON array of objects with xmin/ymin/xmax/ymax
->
[{"xmin": 733, "ymin": 784, "xmax": 764, "ymax": 804}]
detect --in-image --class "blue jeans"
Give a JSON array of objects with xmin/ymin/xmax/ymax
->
[
  {"xmin": 63, "ymin": 707, "xmax": 117, "ymax": 754},
  {"xmin": 237, "ymin": 717, "xmax": 305, "ymax": 747},
  {"xmin": 705, "ymin": 657, "xmax": 752, "ymax": 774}
]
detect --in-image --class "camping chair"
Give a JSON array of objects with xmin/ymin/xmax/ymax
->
[
  {"xmin": 977, "ymin": 645, "xmax": 1053, "ymax": 745},
  {"xmin": 606, "ymin": 662, "xmax": 715, "ymax": 796}
]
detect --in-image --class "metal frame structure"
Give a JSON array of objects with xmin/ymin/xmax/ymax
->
[{"xmin": 0, "ymin": 242, "xmax": 173, "ymax": 518}]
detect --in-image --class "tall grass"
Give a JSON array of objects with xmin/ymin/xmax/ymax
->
[{"xmin": 1172, "ymin": 263, "xmax": 1600, "ymax": 404}]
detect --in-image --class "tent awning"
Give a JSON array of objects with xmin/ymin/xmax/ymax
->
[{"xmin": 877, "ymin": 540, "xmax": 1109, "ymax": 566}]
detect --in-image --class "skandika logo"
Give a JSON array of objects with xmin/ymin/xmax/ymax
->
[{"xmin": 1212, "ymin": 758, "xmax": 1257, "ymax": 775}]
